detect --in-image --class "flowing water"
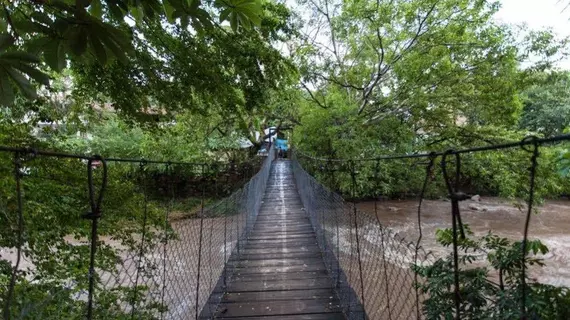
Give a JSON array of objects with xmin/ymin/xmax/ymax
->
[{"xmin": 357, "ymin": 197, "xmax": 570, "ymax": 287}]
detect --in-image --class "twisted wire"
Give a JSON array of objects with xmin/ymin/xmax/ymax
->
[{"xmin": 521, "ymin": 137, "xmax": 540, "ymax": 318}]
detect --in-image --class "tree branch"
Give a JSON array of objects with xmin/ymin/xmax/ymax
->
[
  {"xmin": 358, "ymin": 1, "xmax": 439, "ymax": 114},
  {"xmin": 301, "ymin": 81, "xmax": 329, "ymax": 109}
]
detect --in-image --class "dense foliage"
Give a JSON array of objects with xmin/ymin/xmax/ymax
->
[
  {"xmin": 0, "ymin": 0, "xmax": 265, "ymax": 106},
  {"xmin": 291, "ymin": 0, "xmax": 570, "ymax": 199},
  {"xmin": 413, "ymin": 226, "xmax": 570, "ymax": 319},
  {"xmin": 1, "ymin": 0, "xmax": 570, "ymax": 318},
  {"xmin": 287, "ymin": 0, "xmax": 570, "ymax": 317},
  {"xmin": 0, "ymin": 0, "xmax": 297, "ymax": 318}
]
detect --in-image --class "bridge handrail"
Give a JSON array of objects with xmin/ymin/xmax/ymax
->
[
  {"xmin": 0, "ymin": 143, "xmax": 275, "ymax": 320},
  {"xmin": 291, "ymin": 149, "xmax": 434, "ymax": 319},
  {"xmin": 291, "ymin": 133, "xmax": 570, "ymax": 319}
]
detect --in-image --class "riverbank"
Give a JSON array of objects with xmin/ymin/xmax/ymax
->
[{"xmin": 356, "ymin": 197, "xmax": 570, "ymax": 286}]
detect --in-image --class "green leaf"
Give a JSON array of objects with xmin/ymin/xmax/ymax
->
[
  {"xmin": 26, "ymin": 37, "xmax": 52, "ymax": 56},
  {"xmin": 44, "ymin": 40, "xmax": 67, "ymax": 72},
  {"xmin": 11, "ymin": 63, "xmax": 50, "ymax": 86},
  {"xmin": 217, "ymin": 0, "xmax": 261, "ymax": 30},
  {"xmin": 5, "ymin": 66, "xmax": 37, "ymax": 99},
  {"xmin": 1, "ymin": 51, "xmax": 41, "ymax": 64},
  {"xmin": 89, "ymin": 33, "xmax": 107, "ymax": 65},
  {"xmin": 163, "ymin": 0, "xmax": 177, "ymax": 23},
  {"xmin": 76, "ymin": 0, "xmax": 91, "ymax": 8},
  {"xmin": 0, "ymin": 17, "xmax": 6, "ymax": 33},
  {"xmin": 0, "ymin": 69, "xmax": 15, "ymax": 106},
  {"xmin": 98, "ymin": 35, "xmax": 128, "ymax": 63},
  {"xmin": 219, "ymin": 8, "xmax": 231, "ymax": 22},
  {"xmin": 12, "ymin": 18, "xmax": 40, "ymax": 33},
  {"xmin": 30, "ymin": 12, "xmax": 54, "ymax": 27},
  {"xmin": 189, "ymin": 0, "xmax": 201, "ymax": 10},
  {"xmin": 131, "ymin": 5, "xmax": 144, "ymax": 23},
  {"xmin": 108, "ymin": 1, "xmax": 127, "ymax": 20},
  {"xmin": 91, "ymin": 23, "xmax": 133, "ymax": 63},
  {"xmin": 90, "ymin": 0, "xmax": 103, "ymax": 18},
  {"xmin": 0, "ymin": 34, "xmax": 14, "ymax": 52},
  {"xmin": 230, "ymin": 12, "xmax": 238, "ymax": 31},
  {"xmin": 68, "ymin": 28, "xmax": 89, "ymax": 56}
]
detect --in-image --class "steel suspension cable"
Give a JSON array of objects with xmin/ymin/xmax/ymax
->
[
  {"xmin": 3, "ymin": 152, "xmax": 25, "ymax": 320},
  {"xmin": 521, "ymin": 137, "xmax": 540, "ymax": 318},
  {"xmin": 349, "ymin": 161, "xmax": 366, "ymax": 313},
  {"xmin": 160, "ymin": 162, "xmax": 172, "ymax": 320},
  {"xmin": 85, "ymin": 156, "xmax": 108, "ymax": 320},
  {"xmin": 294, "ymin": 133, "xmax": 570, "ymax": 162},
  {"xmin": 414, "ymin": 153, "xmax": 437, "ymax": 319},
  {"xmin": 372, "ymin": 159, "xmax": 393, "ymax": 320},
  {"xmin": 131, "ymin": 161, "xmax": 150, "ymax": 319},
  {"xmin": 441, "ymin": 151, "xmax": 468, "ymax": 319}
]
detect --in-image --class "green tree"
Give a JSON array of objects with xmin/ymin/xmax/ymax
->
[
  {"xmin": 0, "ymin": 0, "xmax": 265, "ymax": 106},
  {"xmin": 520, "ymin": 71, "xmax": 570, "ymax": 137},
  {"xmin": 295, "ymin": 0, "xmax": 523, "ymax": 127}
]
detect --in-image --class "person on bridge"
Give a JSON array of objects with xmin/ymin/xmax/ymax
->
[{"xmin": 275, "ymin": 138, "xmax": 288, "ymax": 158}]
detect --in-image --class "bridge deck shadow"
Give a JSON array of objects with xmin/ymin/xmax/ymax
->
[{"xmin": 208, "ymin": 160, "xmax": 345, "ymax": 319}]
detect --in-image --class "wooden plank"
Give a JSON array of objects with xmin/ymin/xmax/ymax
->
[
  {"xmin": 242, "ymin": 238, "xmax": 318, "ymax": 245},
  {"xmin": 253, "ymin": 223, "xmax": 310, "ymax": 227},
  {"xmin": 222, "ymin": 289, "xmax": 338, "ymax": 303},
  {"xmin": 215, "ymin": 299, "xmax": 342, "ymax": 318},
  {"xmin": 257, "ymin": 211, "xmax": 306, "ymax": 215},
  {"xmin": 261, "ymin": 195, "xmax": 300, "ymax": 198},
  {"xmin": 220, "ymin": 314, "xmax": 346, "ymax": 320},
  {"xmin": 255, "ymin": 214, "xmax": 308, "ymax": 218},
  {"xmin": 233, "ymin": 257, "xmax": 325, "ymax": 268},
  {"xmin": 241, "ymin": 247, "xmax": 320, "ymax": 253},
  {"xmin": 244, "ymin": 239, "xmax": 319, "ymax": 246},
  {"xmin": 247, "ymin": 234, "xmax": 315, "ymax": 240},
  {"xmin": 232, "ymin": 264, "xmax": 327, "ymax": 274},
  {"xmin": 257, "ymin": 212, "xmax": 306, "ymax": 216},
  {"xmin": 234, "ymin": 252, "xmax": 322, "ymax": 261},
  {"xmin": 242, "ymin": 243, "xmax": 320, "ymax": 250},
  {"xmin": 249, "ymin": 229, "xmax": 313, "ymax": 234},
  {"xmin": 253, "ymin": 220, "xmax": 311, "ymax": 225},
  {"xmin": 251, "ymin": 228, "xmax": 313, "ymax": 233},
  {"xmin": 242, "ymin": 244, "xmax": 320, "ymax": 250},
  {"xmin": 255, "ymin": 216, "xmax": 307, "ymax": 220},
  {"xmin": 255, "ymin": 215, "xmax": 308, "ymax": 221},
  {"xmin": 250, "ymin": 229, "xmax": 315, "ymax": 235},
  {"xmin": 227, "ymin": 277, "xmax": 333, "ymax": 292},
  {"xmin": 251, "ymin": 227, "xmax": 314, "ymax": 232},
  {"xmin": 239, "ymin": 246, "xmax": 321, "ymax": 255},
  {"xmin": 260, "ymin": 204, "xmax": 304, "ymax": 208},
  {"xmin": 229, "ymin": 270, "xmax": 328, "ymax": 282}
]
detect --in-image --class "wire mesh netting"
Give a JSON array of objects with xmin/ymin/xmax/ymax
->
[
  {"xmin": 291, "ymin": 134, "xmax": 570, "ymax": 320},
  {"xmin": 0, "ymin": 146, "xmax": 274, "ymax": 320},
  {"xmin": 291, "ymin": 152, "xmax": 434, "ymax": 320},
  {"xmin": 3, "ymin": 133, "xmax": 570, "ymax": 320}
]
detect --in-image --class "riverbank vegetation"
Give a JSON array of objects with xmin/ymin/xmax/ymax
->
[{"xmin": 1, "ymin": 0, "xmax": 570, "ymax": 318}]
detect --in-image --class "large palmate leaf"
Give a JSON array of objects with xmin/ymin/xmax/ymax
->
[
  {"xmin": 216, "ymin": 0, "xmax": 262, "ymax": 31},
  {"xmin": 0, "ymin": 34, "xmax": 50, "ymax": 106},
  {"xmin": 0, "ymin": 0, "xmax": 266, "ymax": 104},
  {"xmin": 0, "ymin": 44, "xmax": 49, "ymax": 106}
]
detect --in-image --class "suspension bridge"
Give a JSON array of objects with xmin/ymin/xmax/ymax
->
[{"xmin": 1, "ymin": 135, "xmax": 569, "ymax": 319}]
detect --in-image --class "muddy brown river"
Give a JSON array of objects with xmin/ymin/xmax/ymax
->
[{"xmin": 357, "ymin": 197, "xmax": 570, "ymax": 287}]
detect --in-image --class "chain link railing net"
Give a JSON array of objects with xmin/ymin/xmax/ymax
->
[
  {"xmin": 0, "ymin": 147, "xmax": 274, "ymax": 320},
  {"xmin": 291, "ymin": 152, "xmax": 434, "ymax": 320}
]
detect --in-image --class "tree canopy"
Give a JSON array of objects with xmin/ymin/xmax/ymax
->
[{"xmin": 2, "ymin": 0, "xmax": 570, "ymax": 317}]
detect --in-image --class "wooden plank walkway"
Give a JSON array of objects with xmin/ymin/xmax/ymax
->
[{"xmin": 213, "ymin": 160, "xmax": 344, "ymax": 319}]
